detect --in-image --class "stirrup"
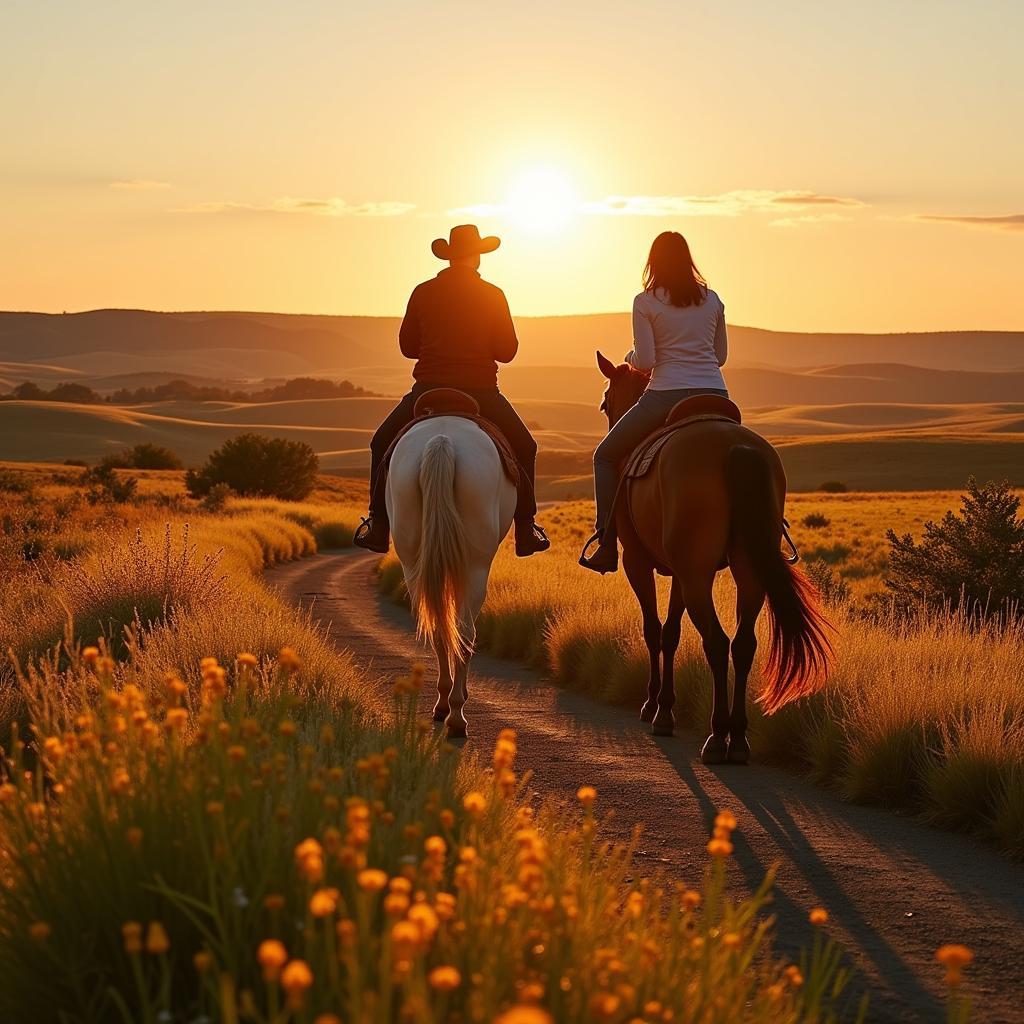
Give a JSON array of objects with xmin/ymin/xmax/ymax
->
[
  {"xmin": 782, "ymin": 517, "xmax": 800, "ymax": 564},
  {"xmin": 578, "ymin": 530, "xmax": 618, "ymax": 574},
  {"xmin": 354, "ymin": 516, "xmax": 373, "ymax": 542}
]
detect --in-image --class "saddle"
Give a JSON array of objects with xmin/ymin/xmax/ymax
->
[
  {"xmin": 624, "ymin": 394, "xmax": 742, "ymax": 480},
  {"xmin": 374, "ymin": 388, "xmax": 524, "ymax": 506},
  {"xmin": 618, "ymin": 394, "xmax": 743, "ymax": 575}
]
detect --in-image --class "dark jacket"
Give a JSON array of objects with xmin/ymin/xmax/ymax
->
[{"xmin": 399, "ymin": 266, "xmax": 518, "ymax": 390}]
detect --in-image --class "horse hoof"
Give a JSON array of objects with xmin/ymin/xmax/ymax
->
[
  {"xmin": 639, "ymin": 701, "xmax": 655, "ymax": 724},
  {"xmin": 700, "ymin": 734, "xmax": 729, "ymax": 765},
  {"xmin": 651, "ymin": 722, "xmax": 674, "ymax": 737},
  {"xmin": 726, "ymin": 736, "xmax": 750, "ymax": 765},
  {"xmin": 446, "ymin": 723, "xmax": 467, "ymax": 740},
  {"xmin": 432, "ymin": 710, "xmax": 448, "ymax": 724}
]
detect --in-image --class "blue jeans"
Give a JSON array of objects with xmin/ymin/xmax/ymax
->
[{"xmin": 592, "ymin": 387, "xmax": 730, "ymax": 533}]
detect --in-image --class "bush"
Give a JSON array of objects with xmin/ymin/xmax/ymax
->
[
  {"xmin": 186, "ymin": 434, "xmax": 318, "ymax": 501},
  {"xmin": 81, "ymin": 460, "xmax": 137, "ymax": 504},
  {"xmin": 818, "ymin": 481, "xmax": 848, "ymax": 494},
  {"xmin": 885, "ymin": 477, "xmax": 1024, "ymax": 618},
  {"xmin": 125, "ymin": 442, "xmax": 183, "ymax": 470},
  {"xmin": 804, "ymin": 558, "xmax": 852, "ymax": 606},
  {"xmin": 802, "ymin": 512, "xmax": 831, "ymax": 529},
  {"xmin": 200, "ymin": 481, "xmax": 233, "ymax": 513}
]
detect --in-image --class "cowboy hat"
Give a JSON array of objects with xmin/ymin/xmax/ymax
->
[{"xmin": 431, "ymin": 224, "xmax": 501, "ymax": 260}]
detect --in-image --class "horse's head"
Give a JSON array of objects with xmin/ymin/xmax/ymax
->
[{"xmin": 596, "ymin": 351, "xmax": 650, "ymax": 429}]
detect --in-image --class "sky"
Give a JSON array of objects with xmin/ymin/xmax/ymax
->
[{"xmin": 1, "ymin": 0, "xmax": 1022, "ymax": 332}]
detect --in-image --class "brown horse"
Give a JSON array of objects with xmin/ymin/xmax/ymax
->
[{"xmin": 596, "ymin": 352, "xmax": 833, "ymax": 764}]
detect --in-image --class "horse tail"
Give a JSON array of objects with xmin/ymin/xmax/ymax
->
[
  {"xmin": 726, "ymin": 444, "xmax": 833, "ymax": 713},
  {"xmin": 407, "ymin": 434, "xmax": 468, "ymax": 676}
]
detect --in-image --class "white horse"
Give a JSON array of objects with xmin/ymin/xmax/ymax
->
[{"xmin": 386, "ymin": 416, "xmax": 516, "ymax": 737}]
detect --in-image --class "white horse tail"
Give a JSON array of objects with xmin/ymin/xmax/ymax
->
[{"xmin": 408, "ymin": 434, "xmax": 468, "ymax": 675}]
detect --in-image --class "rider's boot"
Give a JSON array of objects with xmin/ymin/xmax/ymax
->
[
  {"xmin": 353, "ymin": 514, "xmax": 390, "ymax": 553},
  {"xmin": 578, "ymin": 527, "xmax": 618, "ymax": 574},
  {"xmin": 515, "ymin": 518, "xmax": 551, "ymax": 557}
]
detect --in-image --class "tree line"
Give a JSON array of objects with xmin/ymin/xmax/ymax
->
[{"xmin": 1, "ymin": 377, "xmax": 375, "ymax": 405}]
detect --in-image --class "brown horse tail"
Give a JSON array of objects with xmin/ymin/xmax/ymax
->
[
  {"xmin": 407, "ymin": 434, "xmax": 468, "ymax": 677},
  {"xmin": 726, "ymin": 444, "xmax": 833, "ymax": 714}
]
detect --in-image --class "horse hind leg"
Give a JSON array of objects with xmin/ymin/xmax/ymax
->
[
  {"xmin": 727, "ymin": 565, "xmax": 766, "ymax": 765},
  {"xmin": 445, "ymin": 565, "xmax": 488, "ymax": 740},
  {"xmin": 652, "ymin": 577, "xmax": 685, "ymax": 737},
  {"xmin": 623, "ymin": 550, "xmax": 662, "ymax": 724},
  {"xmin": 682, "ymin": 573, "xmax": 731, "ymax": 765},
  {"xmin": 432, "ymin": 639, "xmax": 454, "ymax": 724}
]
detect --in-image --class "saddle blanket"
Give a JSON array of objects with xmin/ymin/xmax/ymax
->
[{"xmin": 624, "ymin": 413, "xmax": 741, "ymax": 479}]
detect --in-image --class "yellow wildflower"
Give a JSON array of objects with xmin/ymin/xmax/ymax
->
[
  {"xmin": 463, "ymin": 791, "xmax": 487, "ymax": 817},
  {"xmin": 936, "ymin": 944, "xmax": 973, "ymax": 987},
  {"xmin": 194, "ymin": 950, "xmax": 214, "ymax": 973},
  {"xmin": 82, "ymin": 646, "xmax": 100, "ymax": 666},
  {"xmin": 494, "ymin": 1007, "xmax": 554, "ymax": 1024},
  {"xmin": 309, "ymin": 888, "xmax": 339, "ymax": 917},
  {"xmin": 263, "ymin": 893, "xmax": 285, "ymax": 911},
  {"xmin": 408, "ymin": 902, "xmax": 439, "ymax": 942},
  {"xmin": 577, "ymin": 785, "xmax": 597, "ymax": 808},
  {"xmin": 424, "ymin": 835, "xmax": 447, "ymax": 858},
  {"xmin": 809, "ymin": 907, "xmax": 828, "ymax": 926},
  {"xmin": 237, "ymin": 652, "xmax": 258, "ymax": 669},
  {"xmin": 122, "ymin": 921, "xmax": 143, "ymax": 954},
  {"xmin": 357, "ymin": 868, "xmax": 389, "ymax": 892},
  {"xmin": 277, "ymin": 647, "xmax": 302, "ymax": 673},
  {"xmin": 146, "ymin": 921, "xmax": 170, "ymax": 955},
  {"xmin": 706, "ymin": 837, "xmax": 733, "ymax": 858},
  {"xmin": 29, "ymin": 922, "xmax": 51, "ymax": 942},
  {"xmin": 722, "ymin": 931, "xmax": 742, "ymax": 949},
  {"xmin": 428, "ymin": 965, "xmax": 462, "ymax": 992},
  {"xmin": 257, "ymin": 939, "xmax": 288, "ymax": 981},
  {"xmin": 280, "ymin": 959, "xmax": 313, "ymax": 1007}
]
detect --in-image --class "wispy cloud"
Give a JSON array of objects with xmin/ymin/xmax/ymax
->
[
  {"xmin": 584, "ymin": 190, "xmax": 863, "ymax": 217},
  {"xmin": 181, "ymin": 196, "xmax": 415, "ymax": 217},
  {"xmin": 771, "ymin": 212, "xmax": 855, "ymax": 228},
  {"xmin": 452, "ymin": 189, "xmax": 864, "ymax": 221},
  {"xmin": 914, "ymin": 213, "xmax": 1024, "ymax": 231},
  {"xmin": 110, "ymin": 179, "xmax": 172, "ymax": 190}
]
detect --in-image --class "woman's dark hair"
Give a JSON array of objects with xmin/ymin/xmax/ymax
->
[{"xmin": 642, "ymin": 231, "xmax": 708, "ymax": 307}]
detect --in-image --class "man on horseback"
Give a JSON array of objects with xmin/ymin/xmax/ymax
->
[{"xmin": 354, "ymin": 224, "xmax": 550, "ymax": 557}]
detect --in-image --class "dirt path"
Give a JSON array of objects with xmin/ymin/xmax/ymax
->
[{"xmin": 268, "ymin": 551, "xmax": 1024, "ymax": 1024}]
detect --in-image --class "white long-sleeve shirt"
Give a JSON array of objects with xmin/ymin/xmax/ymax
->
[{"xmin": 625, "ymin": 287, "xmax": 728, "ymax": 391}]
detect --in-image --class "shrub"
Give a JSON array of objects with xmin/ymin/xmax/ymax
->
[
  {"xmin": 186, "ymin": 433, "xmax": 319, "ymax": 501},
  {"xmin": 802, "ymin": 512, "xmax": 831, "ymax": 529},
  {"xmin": 125, "ymin": 442, "xmax": 183, "ymax": 470},
  {"xmin": 81, "ymin": 460, "xmax": 137, "ymax": 504},
  {"xmin": 804, "ymin": 558, "xmax": 852, "ymax": 606},
  {"xmin": 818, "ymin": 481, "xmax": 848, "ymax": 494},
  {"xmin": 200, "ymin": 481, "xmax": 233, "ymax": 513},
  {"xmin": 885, "ymin": 477, "xmax": 1024, "ymax": 618}
]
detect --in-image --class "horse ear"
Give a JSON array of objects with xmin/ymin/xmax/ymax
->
[{"xmin": 596, "ymin": 351, "xmax": 617, "ymax": 379}]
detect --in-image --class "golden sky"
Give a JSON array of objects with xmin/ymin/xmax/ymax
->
[{"xmin": 2, "ymin": 1, "xmax": 1022, "ymax": 331}]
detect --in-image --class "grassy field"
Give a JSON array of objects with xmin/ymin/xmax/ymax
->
[
  {"xmin": 0, "ymin": 464, "xmax": 889, "ymax": 1022},
  {"xmin": 381, "ymin": 492, "xmax": 1024, "ymax": 859}
]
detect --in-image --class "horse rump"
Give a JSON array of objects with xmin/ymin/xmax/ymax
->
[{"xmin": 725, "ymin": 444, "xmax": 833, "ymax": 712}]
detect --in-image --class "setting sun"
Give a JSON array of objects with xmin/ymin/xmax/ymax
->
[{"xmin": 503, "ymin": 167, "xmax": 580, "ymax": 234}]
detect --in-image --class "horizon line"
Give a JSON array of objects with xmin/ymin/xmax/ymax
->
[{"xmin": 2, "ymin": 306, "xmax": 1024, "ymax": 339}]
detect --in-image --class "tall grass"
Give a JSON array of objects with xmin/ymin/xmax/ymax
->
[
  {"xmin": 0, "ymin": 652, "xmax": 872, "ymax": 1023},
  {"xmin": 381, "ymin": 501, "xmax": 1024, "ymax": 857}
]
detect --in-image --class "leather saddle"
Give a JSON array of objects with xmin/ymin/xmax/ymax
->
[
  {"xmin": 625, "ymin": 394, "xmax": 742, "ymax": 479},
  {"xmin": 376, "ymin": 388, "xmax": 523, "ymax": 498},
  {"xmin": 619, "ymin": 394, "xmax": 743, "ymax": 576}
]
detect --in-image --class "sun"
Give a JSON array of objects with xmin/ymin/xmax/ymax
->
[{"xmin": 503, "ymin": 167, "xmax": 580, "ymax": 234}]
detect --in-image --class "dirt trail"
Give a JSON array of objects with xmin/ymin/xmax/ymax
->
[{"xmin": 268, "ymin": 551, "xmax": 1024, "ymax": 1024}]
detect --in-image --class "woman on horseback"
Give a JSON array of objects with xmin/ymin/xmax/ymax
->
[{"xmin": 580, "ymin": 231, "xmax": 730, "ymax": 574}]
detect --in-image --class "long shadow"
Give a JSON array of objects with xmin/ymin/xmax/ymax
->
[{"xmin": 659, "ymin": 743, "xmax": 981, "ymax": 1023}]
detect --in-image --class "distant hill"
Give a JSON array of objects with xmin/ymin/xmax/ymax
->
[{"xmin": 2, "ymin": 310, "xmax": 1022, "ymax": 384}]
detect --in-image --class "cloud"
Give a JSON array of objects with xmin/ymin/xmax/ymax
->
[
  {"xmin": 771, "ymin": 213, "xmax": 855, "ymax": 228},
  {"xmin": 583, "ymin": 189, "xmax": 863, "ymax": 218},
  {"xmin": 180, "ymin": 196, "xmax": 415, "ymax": 217},
  {"xmin": 110, "ymin": 179, "xmax": 172, "ymax": 190},
  {"xmin": 915, "ymin": 213, "xmax": 1024, "ymax": 231}
]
